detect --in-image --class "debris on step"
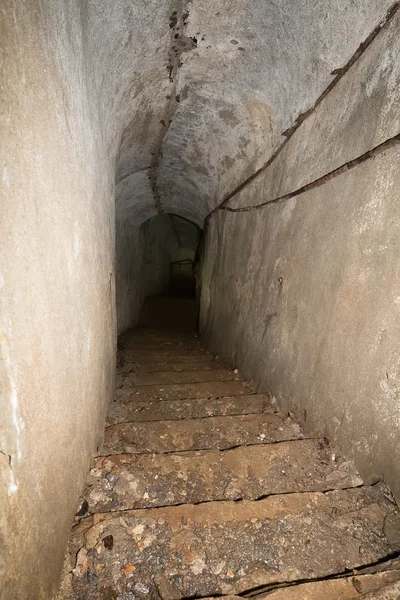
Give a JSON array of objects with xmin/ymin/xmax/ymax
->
[
  {"xmin": 115, "ymin": 379, "xmax": 254, "ymax": 401},
  {"xmin": 131, "ymin": 368, "xmax": 236, "ymax": 386},
  {"xmin": 102, "ymin": 413, "xmax": 303, "ymax": 454},
  {"xmin": 131, "ymin": 360, "xmax": 230, "ymax": 373},
  {"xmin": 121, "ymin": 352, "xmax": 219, "ymax": 364},
  {"xmin": 65, "ymin": 484, "xmax": 400, "ymax": 600},
  {"xmin": 58, "ymin": 313, "xmax": 400, "ymax": 600},
  {"xmin": 81, "ymin": 439, "xmax": 363, "ymax": 512},
  {"xmin": 106, "ymin": 394, "xmax": 275, "ymax": 424}
]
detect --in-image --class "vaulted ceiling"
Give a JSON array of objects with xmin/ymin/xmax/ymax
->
[{"xmin": 83, "ymin": 1, "xmax": 392, "ymax": 234}]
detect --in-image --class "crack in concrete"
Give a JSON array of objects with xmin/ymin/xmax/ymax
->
[
  {"xmin": 204, "ymin": 1, "xmax": 400, "ymax": 222},
  {"xmin": 75, "ymin": 483, "xmax": 366, "ymax": 524},
  {"xmin": 149, "ymin": 0, "xmax": 194, "ymax": 215},
  {"xmin": 117, "ymin": 166, "xmax": 151, "ymax": 185},
  {"xmin": 219, "ymin": 134, "xmax": 400, "ymax": 213},
  {"xmin": 0, "ymin": 449, "xmax": 12, "ymax": 468},
  {"xmin": 96, "ymin": 435, "xmax": 314, "ymax": 459},
  {"xmin": 170, "ymin": 214, "xmax": 182, "ymax": 247},
  {"xmin": 236, "ymin": 552, "xmax": 400, "ymax": 599}
]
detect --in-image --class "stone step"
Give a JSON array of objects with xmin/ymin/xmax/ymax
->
[
  {"xmin": 124, "ymin": 347, "xmax": 209, "ymax": 357},
  {"xmin": 67, "ymin": 485, "xmax": 400, "ymax": 600},
  {"xmin": 122, "ymin": 331, "xmax": 197, "ymax": 342},
  {"xmin": 125, "ymin": 368, "xmax": 236, "ymax": 386},
  {"xmin": 84, "ymin": 439, "xmax": 363, "ymax": 512},
  {"xmin": 103, "ymin": 413, "xmax": 303, "ymax": 454},
  {"xmin": 121, "ymin": 360, "xmax": 229, "ymax": 373},
  {"xmin": 203, "ymin": 570, "xmax": 400, "ymax": 600},
  {"xmin": 107, "ymin": 394, "xmax": 275, "ymax": 424},
  {"xmin": 359, "ymin": 580, "xmax": 400, "ymax": 599},
  {"xmin": 124, "ymin": 341, "xmax": 203, "ymax": 353},
  {"xmin": 121, "ymin": 353, "xmax": 219, "ymax": 364},
  {"xmin": 115, "ymin": 380, "xmax": 254, "ymax": 402}
]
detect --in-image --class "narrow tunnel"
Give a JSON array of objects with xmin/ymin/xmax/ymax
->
[{"xmin": 2, "ymin": 1, "xmax": 400, "ymax": 598}]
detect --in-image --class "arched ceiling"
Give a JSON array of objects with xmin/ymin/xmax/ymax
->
[{"xmin": 83, "ymin": 0, "xmax": 393, "ymax": 230}]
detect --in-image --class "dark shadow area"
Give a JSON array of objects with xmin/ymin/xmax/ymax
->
[
  {"xmin": 137, "ymin": 294, "xmax": 198, "ymax": 335},
  {"xmin": 170, "ymin": 259, "xmax": 196, "ymax": 297}
]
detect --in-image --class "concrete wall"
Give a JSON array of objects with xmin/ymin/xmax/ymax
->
[
  {"xmin": 201, "ymin": 11, "xmax": 400, "ymax": 501},
  {"xmin": 0, "ymin": 3, "xmax": 115, "ymax": 598}
]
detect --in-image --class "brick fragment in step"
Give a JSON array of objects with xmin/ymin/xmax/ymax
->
[
  {"xmin": 103, "ymin": 413, "xmax": 302, "ymax": 454},
  {"xmin": 67, "ymin": 484, "xmax": 400, "ymax": 600},
  {"xmin": 107, "ymin": 393, "xmax": 275, "ymax": 424},
  {"xmin": 115, "ymin": 379, "xmax": 254, "ymax": 401},
  {"xmin": 202, "ymin": 569, "xmax": 400, "ymax": 599},
  {"xmin": 84, "ymin": 439, "xmax": 362, "ymax": 512},
  {"xmin": 131, "ymin": 368, "xmax": 236, "ymax": 386}
]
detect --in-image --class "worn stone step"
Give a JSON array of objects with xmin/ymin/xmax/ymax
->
[
  {"xmin": 203, "ymin": 570, "xmax": 400, "ymax": 599},
  {"xmin": 121, "ymin": 360, "xmax": 229, "ymax": 374},
  {"xmin": 128, "ymin": 369, "xmax": 236, "ymax": 386},
  {"xmin": 84, "ymin": 439, "xmax": 363, "ymax": 512},
  {"xmin": 359, "ymin": 580, "xmax": 400, "ymax": 598},
  {"xmin": 125, "ymin": 341, "xmax": 203, "ymax": 353},
  {"xmin": 122, "ymin": 331, "xmax": 196, "ymax": 342},
  {"xmin": 103, "ymin": 413, "xmax": 303, "ymax": 454},
  {"xmin": 115, "ymin": 380, "xmax": 254, "ymax": 402},
  {"xmin": 116, "ymin": 370, "xmax": 237, "ymax": 390},
  {"xmin": 125, "ymin": 347, "xmax": 209, "ymax": 357},
  {"xmin": 120, "ymin": 353, "xmax": 219, "ymax": 364},
  {"xmin": 67, "ymin": 485, "xmax": 400, "ymax": 600},
  {"xmin": 107, "ymin": 394, "xmax": 275, "ymax": 424}
]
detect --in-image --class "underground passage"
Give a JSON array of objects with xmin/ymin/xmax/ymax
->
[{"xmin": 2, "ymin": 1, "xmax": 400, "ymax": 599}]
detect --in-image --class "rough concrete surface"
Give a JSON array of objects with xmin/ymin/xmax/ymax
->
[
  {"xmin": 2, "ymin": 1, "xmax": 399, "ymax": 599},
  {"xmin": 201, "ymin": 10, "xmax": 400, "ymax": 503},
  {"xmin": 202, "ymin": 145, "xmax": 400, "ymax": 501}
]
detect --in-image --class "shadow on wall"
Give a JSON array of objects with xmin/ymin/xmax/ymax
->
[{"xmin": 116, "ymin": 213, "xmax": 201, "ymax": 334}]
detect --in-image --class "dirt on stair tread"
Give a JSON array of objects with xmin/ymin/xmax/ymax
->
[
  {"xmin": 115, "ymin": 379, "xmax": 255, "ymax": 402},
  {"xmin": 67, "ymin": 484, "xmax": 400, "ymax": 600},
  {"xmin": 129, "ymin": 368, "xmax": 237, "ymax": 386},
  {"xmin": 124, "ymin": 347, "xmax": 210, "ymax": 358},
  {"xmin": 122, "ymin": 353, "xmax": 220, "ymax": 364},
  {"xmin": 82, "ymin": 439, "xmax": 363, "ymax": 512},
  {"xmin": 125, "ymin": 360, "xmax": 230, "ymax": 373},
  {"xmin": 107, "ymin": 394, "xmax": 275, "ymax": 424},
  {"xmin": 103, "ymin": 413, "xmax": 303, "ymax": 454}
]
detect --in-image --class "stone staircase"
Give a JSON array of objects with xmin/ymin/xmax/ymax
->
[{"xmin": 59, "ymin": 314, "xmax": 400, "ymax": 600}]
